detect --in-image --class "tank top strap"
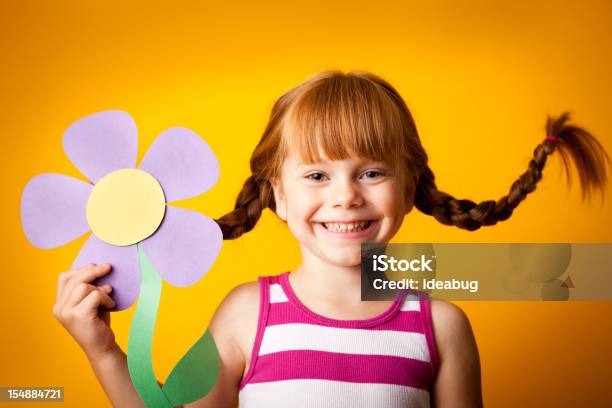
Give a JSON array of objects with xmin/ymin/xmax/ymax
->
[
  {"xmin": 396, "ymin": 289, "xmax": 440, "ymax": 378},
  {"xmin": 267, "ymin": 274, "xmax": 290, "ymax": 304},
  {"xmin": 421, "ymin": 291, "xmax": 440, "ymax": 377},
  {"xmin": 239, "ymin": 273, "xmax": 285, "ymax": 390}
]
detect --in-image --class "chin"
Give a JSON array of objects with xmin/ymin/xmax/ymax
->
[{"xmin": 327, "ymin": 251, "xmax": 362, "ymax": 267}]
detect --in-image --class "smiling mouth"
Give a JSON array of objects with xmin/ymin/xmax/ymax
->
[{"xmin": 321, "ymin": 220, "xmax": 373, "ymax": 233}]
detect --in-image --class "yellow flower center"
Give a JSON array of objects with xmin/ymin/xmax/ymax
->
[{"xmin": 86, "ymin": 168, "xmax": 166, "ymax": 246}]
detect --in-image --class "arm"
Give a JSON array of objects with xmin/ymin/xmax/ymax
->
[
  {"xmin": 54, "ymin": 264, "xmax": 145, "ymax": 407},
  {"xmin": 183, "ymin": 281, "xmax": 259, "ymax": 408},
  {"xmin": 55, "ymin": 264, "xmax": 256, "ymax": 408},
  {"xmin": 88, "ymin": 347, "xmax": 146, "ymax": 407},
  {"xmin": 430, "ymin": 300, "xmax": 483, "ymax": 408}
]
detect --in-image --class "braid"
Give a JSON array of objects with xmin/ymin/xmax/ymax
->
[
  {"xmin": 215, "ymin": 175, "xmax": 274, "ymax": 240},
  {"xmin": 545, "ymin": 112, "xmax": 610, "ymax": 200},
  {"xmin": 414, "ymin": 112, "xmax": 609, "ymax": 231}
]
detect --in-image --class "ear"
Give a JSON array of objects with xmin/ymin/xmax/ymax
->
[
  {"xmin": 270, "ymin": 177, "xmax": 287, "ymax": 221},
  {"xmin": 404, "ymin": 176, "xmax": 416, "ymax": 215}
]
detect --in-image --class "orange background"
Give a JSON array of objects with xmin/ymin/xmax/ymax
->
[{"xmin": 1, "ymin": 1, "xmax": 611, "ymax": 406}]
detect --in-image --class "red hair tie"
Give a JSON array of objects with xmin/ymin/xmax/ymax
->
[{"xmin": 546, "ymin": 135, "xmax": 559, "ymax": 142}]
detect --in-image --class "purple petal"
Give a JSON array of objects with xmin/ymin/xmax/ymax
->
[
  {"xmin": 72, "ymin": 235, "xmax": 140, "ymax": 311},
  {"xmin": 21, "ymin": 173, "xmax": 92, "ymax": 249},
  {"xmin": 141, "ymin": 206, "xmax": 222, "ymax": 287},
  {"xmin": 63, "ymin": 110, "xmax": 138, "ymax": 183},
  {"xmin": 138, "ymin": 127, "xmax": 219, "ymax": 202}
]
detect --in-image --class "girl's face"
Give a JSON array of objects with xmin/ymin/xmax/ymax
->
[{"xmin": 272, "ymin": 149, "xmax": 414, "ymax": 268}]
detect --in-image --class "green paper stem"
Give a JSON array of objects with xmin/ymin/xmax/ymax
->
[
  {"xmin": 127, "ymin": 244, "xmax": 221, "ymax": 408},
  {"xmin": 127, "ymin": 245, "xmax": 173, "ymax": 408}
]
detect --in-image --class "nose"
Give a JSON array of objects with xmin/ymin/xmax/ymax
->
[{"xmin": 330, "ymin": 178, "xmax": 364, "ymax": 208}]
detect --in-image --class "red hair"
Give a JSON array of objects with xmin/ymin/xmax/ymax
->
[{"xmin": 216, "ymin": 70, "xmax": 609, "ymax": 238}]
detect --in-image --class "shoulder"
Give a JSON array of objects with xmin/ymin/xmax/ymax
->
[
  {"xmin": 209, "ymin": 280, "xmax": 260, "ymax": 336},
  {"xmin": 209, "ymin": 280, "xmax": 261, "ymax": 366},
  {"xmin": 213, "ymin": 280, "xmax": 260, "ymax": 318},
  {"xmin": 429, "ymin": 299, "xmax": 474, "ymax": 347},
  {"xmin": 429, "ymin": 299, "xmax": 477, "ymax": 359}
]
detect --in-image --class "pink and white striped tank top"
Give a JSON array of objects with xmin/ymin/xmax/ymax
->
[{"xmin": 238, "ymin": 272, "xmax": 439, "ymax": 407}]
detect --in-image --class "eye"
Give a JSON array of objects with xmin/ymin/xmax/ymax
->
[
  {"xmin": 305, "ymin": 172, "xmax": 328, "ymax": 182},
  {"xmin": 360, "ymin": 170, "xmax": 385, "ymax": 179}
]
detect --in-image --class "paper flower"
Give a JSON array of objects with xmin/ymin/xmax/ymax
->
[{"xmin": 21, "ymin": 110, "xmax": 223, "ymax": 310}]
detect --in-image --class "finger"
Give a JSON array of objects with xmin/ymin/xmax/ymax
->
[
  {"xmin": 99, "ymin": 286, "xmax": 113, "ymax": 324},
  {"xmin": 57, "ymin": 263, "xmax": 96, "ymax": 301},
  {"xmin": 60, "ymin": 263, "xmax": 100, "ymax": 298},
  {"xmin": 77, "ymin": 287, "xmax": 116, "ymax": 314},
  {"xmin": 72, "ymin": 263, "xmax": 112, "ymax": 285},
  {"xmin": 99, "ymin": 284, "xmax": 113, "ymax": 293},
  {"xmin": 63, "ymin": 264, "xmax": 112, "ymax": 300},
  {"xmin": 55, "ymin": 284, "xmax": 112, "ymax": 319},
  {"xmin": 65, "ymin": 282, "xmax": 97, "ymax": 309}
]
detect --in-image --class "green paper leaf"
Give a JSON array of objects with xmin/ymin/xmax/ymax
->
[{"xmin": 163, "ymin": 329, "xmax": 220, "ymax": 405}]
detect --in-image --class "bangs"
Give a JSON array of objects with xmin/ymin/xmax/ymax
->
[{"xmin": 279, "ymin": 74, "xmax": 410, "ymax": 170}]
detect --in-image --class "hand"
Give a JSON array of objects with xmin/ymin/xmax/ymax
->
[{"xmin": 53, "ymin": 263, "xmax": 119, "ymax": 360}]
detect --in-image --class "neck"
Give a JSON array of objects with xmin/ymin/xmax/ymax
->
[{"xmin": 291, "ymin": 249, "xmax": 362, "ymax": 303}]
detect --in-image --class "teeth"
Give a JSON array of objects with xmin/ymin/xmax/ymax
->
[{"xmin": 323, "ymin": 221, "xmax": 370, "ymax": 232}]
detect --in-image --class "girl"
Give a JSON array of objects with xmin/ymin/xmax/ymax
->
[{"xmin": 54, "ymin": 70, "xmax": 609, "ymax": 407}]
